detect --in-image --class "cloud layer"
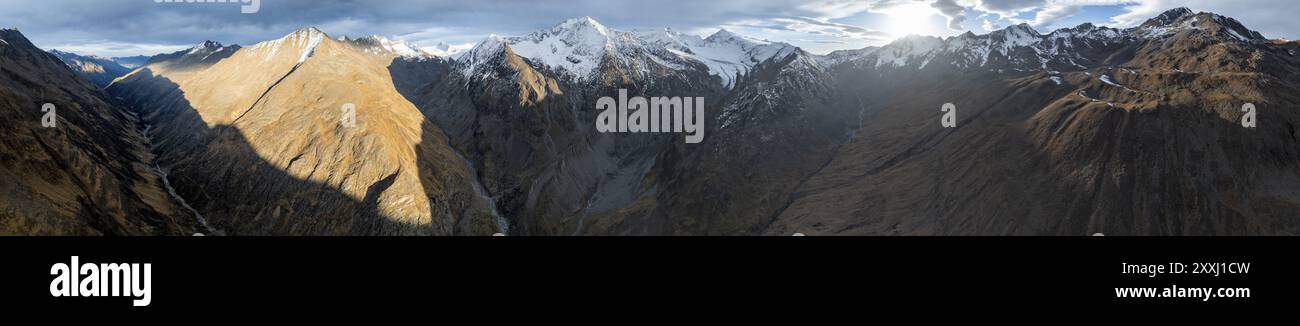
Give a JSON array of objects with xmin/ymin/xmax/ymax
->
[{"xmin": 2, "ymin": 0, "xmax": 1296, "ymax": 57}]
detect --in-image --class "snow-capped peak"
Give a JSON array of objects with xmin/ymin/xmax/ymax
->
[
  {"xmin": 1049, "ymin": 22, "xmax": 1121, "ymax": 39},
  {"xmin": 251, "ymin": 27, "xmax": 327, "ymax": 64},
  {"xmin": 1141, "ymin": 7, "xmax": 1195, "ymax": 28},
  {"xmin": 186, "ymin": 40, "xmax": 226, "ymax": 55},
  {"xmin": 501, "ymin": 16, "xmax": 622, "ymax": 78},
  {"xmin": 845, "ymin": 7, "xmax": 1273, "ymax": 72},
  {"xmin": 343, "ymin": 35, "xmax": 430, "ymax": 58},
  {"xmin": 1129, "ymin": 8, "xmax": 1265, "ymax": 41},
  {"xmin": 423, "ymin": 42, "xmax": 471, "ymax": 58},
  {"xmin": 455, "ymin": 35, "xmax": 510, "ymax": 77},
  {"xmin": 873, "ymin": 35, "xmax": 944, "ymax": 68},
  {"xmin": 992, "ymin": 23, "xmax": 1043, "ymax": 47},
  {"xmin": 639, "ymin": 27, "xmax": 703, "ymax": 52},
  {"xmin": 456, "ymin": 17, "xmax": 796, "ymax": 87},
  {"xmin": 639, "ymin": 27, "xmax": 798, "ymax": 87},
  {"xmin": 555, "ymin": 16, "xmax": 611, "ymax": 36},
  {"xmin": 816, "ymin": 46, "xmax": 880, "ymax": 66},
  {"xmin": 681, "ymin": 28, "xmax": 796, "ymax": 87},
  {"xmin": 194, "ymin": 40, "xmax": 224, "ymax": 49},
  {"xmin": 706, "ymin": 28, "xmax": 778, "ymax": 47},
  {"xmin": 706, "ymin": 29, "xmax": 740, "ymax": 42},
  {"xmin": 459, "ymin": 35, "xmax": 507, "ymax": 60}
]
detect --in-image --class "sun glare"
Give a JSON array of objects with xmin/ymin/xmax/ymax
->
[{"xmin": 881, "ymin": 2, "xmax": 938, "ymax": 38}]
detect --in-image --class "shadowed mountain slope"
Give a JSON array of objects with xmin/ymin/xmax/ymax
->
[
  {"xmin": 0, "ymin": 29, "xmax": 196, "ymax": 235},
  {"xmin": 108, "ymin": 28, "xmax": 495, "ymax": 235},
  {"xmin": 768, "ymin": 9, "xmax": 1300, "ymax": 235}
]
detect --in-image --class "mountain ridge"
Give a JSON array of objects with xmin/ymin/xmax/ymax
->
[
  {"xmin": 0, "ymin": 28, "xmax": 197, "ymax": 235},
  {"xmin": 6, "ymin": 7, "xmax": 1299, "ymax": 235}
]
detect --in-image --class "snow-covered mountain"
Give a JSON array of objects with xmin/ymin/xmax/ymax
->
[
  {"xmin": 422, "ymin": 41, "xmax": 471, "ymax": 58},
  {"xmin": 835, "ymin": 7, "xmax": 1270, "ymax": 72},
  {"xmin": 1130, "ymin": 7, "xmax": 1265, "ymax": 41},
  {"xmin": 641, "ymin": 28, "xmax": 797, "ymax": 87},
  {"xmin": 501, "ymin": 17, "xmax": 624, "ymax": 78},
  {"xmin": 455, "ymin": 16, "xmax": 796, "ymax": 88},
  {"xmin": 453, "ymin": 35, "xmax": 509, "ymax": 79},
  {"xmin": 249, "ymin": 27, "xmax": 326, "ymax": 65},
  {"xmin": 340, "ymin": 35, "xmax": 433, "ymax": 58},
  {"xmin": 816, "ymin": 46, "xmax": 879, "ymax": 67}
]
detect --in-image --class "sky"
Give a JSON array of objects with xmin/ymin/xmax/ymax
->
[{"xmin": 2, "ymin": 0, "xmax": 1298, "ymax": 58}]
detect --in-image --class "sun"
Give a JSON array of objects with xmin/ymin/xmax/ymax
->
[{"xmin": 881, "ymin": 2, "xmax": 939, "ymax": 38}]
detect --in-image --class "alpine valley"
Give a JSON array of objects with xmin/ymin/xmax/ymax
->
[{"xmin": 3, "ymin": 8, "xmax": 1298, "ymax": 235}]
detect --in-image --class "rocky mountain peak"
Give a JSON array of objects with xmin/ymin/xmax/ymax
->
[
  {"xmin": 991, "ymin": 23, "xmax": 1042, "ymax": 45},
  {"xmin": 1048, "ymin": 22, "xmax": 1121, "ymax": 41},
  {"xmin": 1131, "ymin": 8, "xmax": 1265, "ymax": 41},
  {"xmin": 283, "ymin": 27, "xmax": 328, "ymax": 44},
  {"xmin": 185, "ymin": 40, "xmax": 229, "ymax": 56},
  {"xmin": 454, "ymin": 35, "xmax": 509, "ymax": 76},
  {"xmin": 555, "ymin": 16, "xmax": 610, "ymax": 35},
  {"xmin": 454, "ymin": 17, "xmax": 800, "ymax": 86},
  {"xmin": 1004, "ymin": 23, "xmax": 1040, "ymax": 35},
  {"xmin": 1144, "ymin": 7, "xmax": 1195, "ymax": 27},
  {"xmin": 706, "ymin": 28, "xmax": 741, "ymax": 42},
  {"xmin": 817, "ymin": 46, "xmax": 880, "ymax": 67},
  {"xmin": 887, "ymin": 34, "xmax": 945, "ymax": 50},
  {"xmin": 1198, "ymin": 12, "xmax": 1267, "ymax": 41},
  {"xmin": 500, "ymin": 17, "xmax": 627, "ymax": 79},
  {"xmin": 0, "ymin": 28, "xmax": 31, "ymax": 47},
  {"xmin": 249, "ymin": 27, "xmax": 328, "ymax": 65},
  {"xmin": 343, "ymin": 35, "xmax": 429, "ymax": 58},
  {"xmin": 196, "ymin": 40, "xmax": 224, "ymax": 49}
]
